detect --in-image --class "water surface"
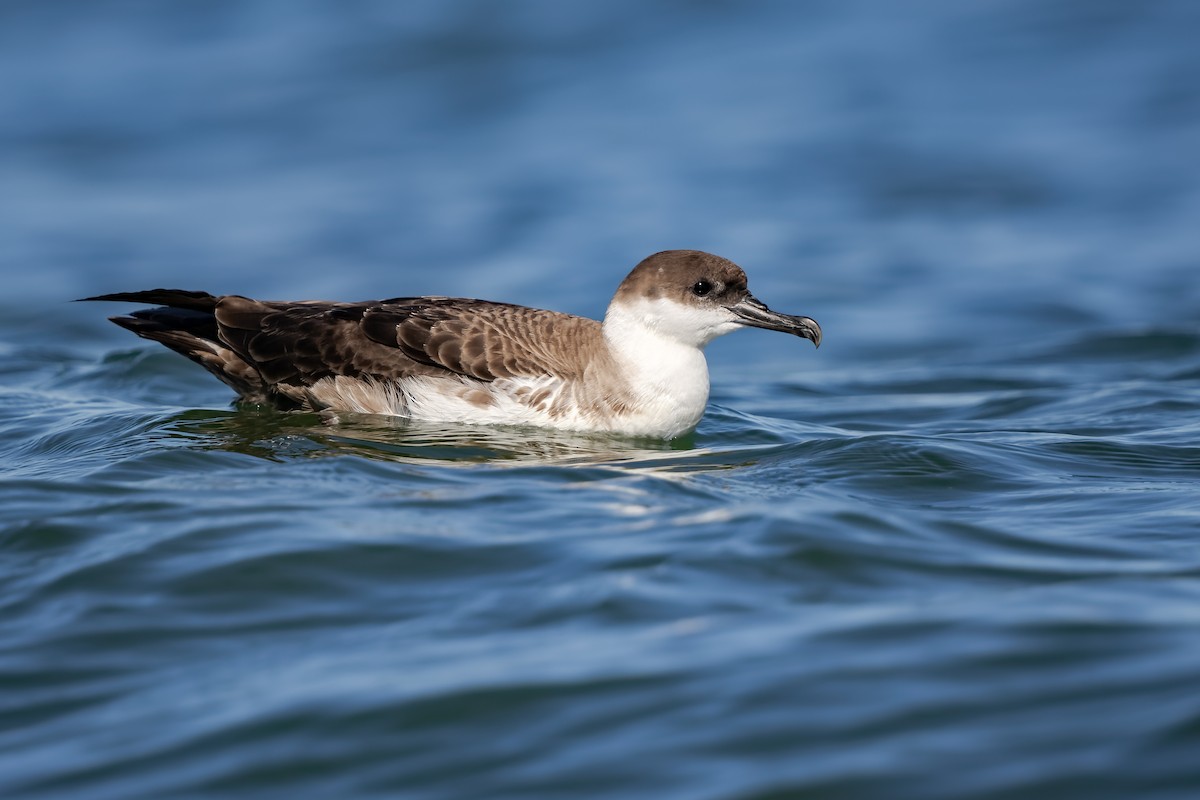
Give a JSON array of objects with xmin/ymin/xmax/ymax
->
[{"xmin": 3, "ymin": 1, "xmax": 1200, "ymax": 798}]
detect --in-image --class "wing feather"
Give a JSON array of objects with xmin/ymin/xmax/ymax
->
[
  {"xmin": 360, "ymin": 299, "xmax": 601, "ymax": 382},
  {"xmin": 88, "ymin": 291, "xmax": 605, "ymax": 410}
]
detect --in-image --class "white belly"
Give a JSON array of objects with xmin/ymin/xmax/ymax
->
[{"xmin": 304, "ymin": 367, "xmax": 709, "ymax": 439}]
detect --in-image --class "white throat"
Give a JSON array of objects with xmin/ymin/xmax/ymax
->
[{"xmin": 601, "ymin": 297, "xmax": 739, "ymax": 437}]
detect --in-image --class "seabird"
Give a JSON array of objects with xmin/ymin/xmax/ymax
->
[{"xmin": 82, "ymin": 250, "xmax": 821, "ymax": 439}]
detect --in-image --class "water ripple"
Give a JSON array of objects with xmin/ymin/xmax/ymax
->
[{"xmin": 5, "ymin": 0, "xmax": 1200, "ymax": 796}]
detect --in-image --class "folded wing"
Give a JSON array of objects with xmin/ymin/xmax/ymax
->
[{"xmin": 83, "ymin": 290, "xmax": 602, "ymax": 409}]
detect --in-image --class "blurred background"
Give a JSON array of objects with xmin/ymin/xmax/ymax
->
[{"xmin": 3, "ymin": 0, "xmax": 1197, "ymax": 341}]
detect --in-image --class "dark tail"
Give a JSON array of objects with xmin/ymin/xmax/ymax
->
[
  {"xmin": 78, "ymin": 289, "xmax": 219, "ymax": 312},
  {"xmin": 81, "ymin": 289, "xmax": 221, "ymax": 346},
  {"xmin": 81, "ymin": 289, "xmax": 267, "ymax": 401}
]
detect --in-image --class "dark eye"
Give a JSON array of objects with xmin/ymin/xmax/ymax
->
[{"xmin": 692, "ymin": 279, "xmax": 713, "ymax": 297}]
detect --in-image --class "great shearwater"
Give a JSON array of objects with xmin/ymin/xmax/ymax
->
[{"xmin": 83, "ymin": 250, "xmax": 821, "ymax": 438}]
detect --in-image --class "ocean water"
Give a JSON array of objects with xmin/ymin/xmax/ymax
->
[{"xmin": 3, "ymin": 1, "xmax": 1200, "ymax": 798}]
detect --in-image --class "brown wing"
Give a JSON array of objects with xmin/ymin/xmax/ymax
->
[
  {"xmin": 88, "ymin": 290, "xmax": 603, "ymax": 408},
  {"xmin": 212, "ymin": 296, "xmax": 439, "ymax": 389},
  {"xmin": 357, "ymin": 298, "xmax": 602, "ymax": 382}
]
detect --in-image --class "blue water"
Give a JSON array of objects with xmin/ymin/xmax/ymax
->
[{"xmin": 3, "ymin": 1, "xmax": 1200, "ymax": 797}]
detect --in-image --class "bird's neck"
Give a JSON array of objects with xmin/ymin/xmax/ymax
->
[{"xmin": 600, "ymin": 301, "xmax": 711, "ymax": 435}]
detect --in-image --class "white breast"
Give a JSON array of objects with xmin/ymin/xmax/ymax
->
[{"xmin": 599, "ymin": 298, "xmax": 721, "ymax": 438}]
